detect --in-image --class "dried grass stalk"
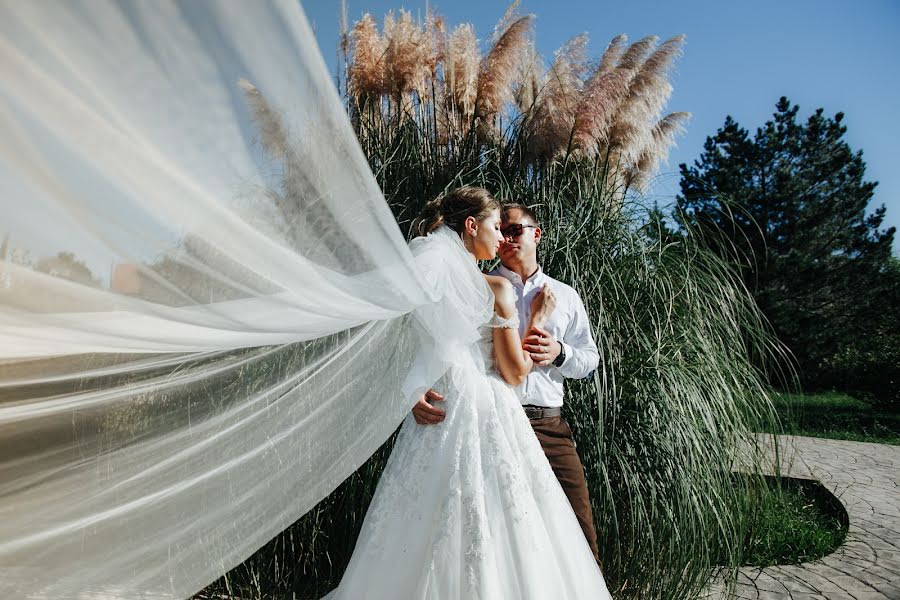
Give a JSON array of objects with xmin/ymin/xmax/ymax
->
[
  {"xmin": 491, "ymin": 0, "xmax": 522, "ymax": 45},
  {"xmin": 617, "ymin": 35, "xmax": 659, "ymax": 71},
  {"xmin": 425, "ymin": 12, "xmax": 446, "ymax": 81},
  {"xmin": 609, "ymin": 35, "xmax": 685, "ymax": 165},
  {"xmin": 597, "ymin": 33, "xmax": 628, "ymax": 74},
  {"xmin": 572, "ymin": 67, "xmax": 630, "ymax": 155},
  {"xmin": 527, "ymin": 33, "xmax": 590, "ymax": 160},
  {"xmin": 445, "ymin": 23, "xmax": 480, "ymax": 120},
  {"xmin": 478, "ymin": 4, "xmax": 531, "ymax": 136},
  {"xmin": 626, "ymin": 111, "xmax": 691, "ymax": 191},
  {"xmin": 476, "ymin": 14, "xmax": 533, "ymax": 132},
  {"xmin": 514, "ymin": 41, "xmax": 544, "ymax": 113},
  {"xmin": 348, "ymin": 14, "xmax": 388, "ymax": 103},
  {"xmin": 383, "ymin": 10, "xmax": 431, "ymax": 100},
  {"xmin": 239, "ymin": 79, "xmax": 289, "ymax": 158}
]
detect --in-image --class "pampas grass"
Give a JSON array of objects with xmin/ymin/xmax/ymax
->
[
  {"xmin": 627, "ymin": 111, "xmax": 691, "ymax": 192},
  {"xmin": 598, "ymin": 33, "xmax": 629, "ymax": 75},
  {"xmin": 524, "ymin": 33, "xmax": 589, "ymax": 161},
  {"xmin": 238, "ymin": 79, "xmax": 289, "ymax": 159},
  {"xmin": 445, "ymin": 23, "xmax": 480, "ymax": 121},
  {"xmin": 341, "ymin": 5, "xmax": 686, "ymax": 196},
  {"xmin": 572, "ymin": 67, "xmax": 630, "ymax": 155},
  {"xmin": 347, "ymin": 14, "xmax": 387, "ymax": 104},
  {"xmin": 383, "ymin": 10, "xmax": 430, "ymax": 100},
  {"xmin": 514, "ymin": 41, "xmax": 543, "ymax": 114},
  {"xmin": 476, "ymin": 15, "xmax": 533, "ymax": 128},
  {"xmin": 609, "ymin": 35, "xmax": 685, "ymax": 165}
]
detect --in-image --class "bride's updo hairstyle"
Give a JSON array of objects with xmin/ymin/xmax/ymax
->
[{"xmin": 413, "ymin": 186, "xmax": 501, "ymax": 237}]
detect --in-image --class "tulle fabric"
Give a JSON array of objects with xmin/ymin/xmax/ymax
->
[{"xmin": 0, "ymin": 2, "xmax": 486, "ymax": 598}]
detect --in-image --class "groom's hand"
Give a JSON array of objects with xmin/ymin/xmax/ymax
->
[
  {"xmin": 412, "ymin": 388, "xmax": 446, "ymax": 425},
  {"xmin": 523, "ymin": 326, "xmax": 561, "ymax": 366}
]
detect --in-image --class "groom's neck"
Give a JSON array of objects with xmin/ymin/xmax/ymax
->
[{"xmin": 502, "ymin": 258, "xmax": 540, "ymax": 283}]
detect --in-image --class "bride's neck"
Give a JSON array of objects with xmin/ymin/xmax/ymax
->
[{"xmin": 460, "ymin": 233, "xmax": 478, "ymax": 262}]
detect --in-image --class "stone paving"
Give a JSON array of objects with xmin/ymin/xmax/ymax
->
[{"xmin": 704, "ymin": 435, "xmax": 900, "ymax": 600}]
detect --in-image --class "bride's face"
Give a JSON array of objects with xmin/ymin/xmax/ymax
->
[{"xmin": 469, "ymin": 208, "xmax": 504, "ymax": 261}]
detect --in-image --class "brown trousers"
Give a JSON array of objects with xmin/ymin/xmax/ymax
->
[{"xmin": 529, "ymin": 416, "xmax": 600, "ymax": 566}]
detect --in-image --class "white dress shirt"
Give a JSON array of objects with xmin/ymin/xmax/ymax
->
[{"xmin": 488, "ymin": 264, "xmax": 600, "ymax": 408}]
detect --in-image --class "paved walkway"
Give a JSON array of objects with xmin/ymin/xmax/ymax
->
[{"xmin": 705, "ymin": 435, "xmax": 900, "ymax": 600}]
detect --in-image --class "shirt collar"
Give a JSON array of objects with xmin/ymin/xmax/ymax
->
[{"xmin": 497, "ymin": 263, "xmax": 545, "ymax": 288}]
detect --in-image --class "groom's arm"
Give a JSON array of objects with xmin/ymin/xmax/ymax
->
[
  {"xmin": 402, "ymin": 324, "xmax": 447, "ymax": 425},
  {"xmin": 555, "ymin": 292, "xmax": 600, "ymax": 379},
  {"xmin": 412, "ymin": 389, "xmax": 446, "ymax": 424},
  {"xmin": 524, "ymin": 290, "xmax": 599, "ymax": 378},
  {"xmin": 404, "ymin": 352, "xmax": 446, "ymax": 424}
]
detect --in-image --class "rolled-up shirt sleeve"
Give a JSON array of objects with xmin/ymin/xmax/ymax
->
[{"xmin": 556, "ymin": 291, "xmax": 599, "ymax": 380}]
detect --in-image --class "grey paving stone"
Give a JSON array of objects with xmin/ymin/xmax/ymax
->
[{"xmin": 703, "ymin": 435, "xmax": 900, "ymax": 600}]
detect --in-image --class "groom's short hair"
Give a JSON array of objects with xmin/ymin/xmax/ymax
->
[{"xmin": 502, "ymin": 203, "xmax": 539, "ymax": 227}]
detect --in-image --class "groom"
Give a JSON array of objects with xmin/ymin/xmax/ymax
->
[{"xmin": 413, "ymin": 203, "xmax": 602, "ymax": 565}]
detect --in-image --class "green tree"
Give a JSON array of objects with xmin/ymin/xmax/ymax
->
[
  {"xmin": 35, "ymin": 251, "xmax": 101, "ymax": 287},
  {"xmin": 820, "ymin": 256, "xmax": 900, "ymax": 408},
  {"xmin": 676, "ymin": 97, "xmax": 896, "ymax": 400}
]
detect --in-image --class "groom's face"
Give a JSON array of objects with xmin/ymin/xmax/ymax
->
[{"xmin": 499, "ymin": 208, "xmax": 540, "ymax": 265}]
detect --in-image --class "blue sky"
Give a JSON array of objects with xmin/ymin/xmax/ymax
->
[{"xmin": 305, "ymin": 0, "xmax": 900, "ymax": 255}]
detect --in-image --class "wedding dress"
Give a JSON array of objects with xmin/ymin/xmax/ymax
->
[{"xmin": 325, "ymin": 227, "xmax": 612, "ymax": 600}]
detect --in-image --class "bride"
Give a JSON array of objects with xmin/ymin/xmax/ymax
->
[{"xmin": 325, "ymin": 187, "xmax": 612, "ymax": 599}]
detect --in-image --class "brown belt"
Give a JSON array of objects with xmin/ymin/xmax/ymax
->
[{"xmin": 522, "ymin": 405, "xmax": 561, "ymax": 420}]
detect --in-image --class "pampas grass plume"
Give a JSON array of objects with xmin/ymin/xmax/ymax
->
[
  {"xmin": 627, "ymin": 111, "xmax": 691, "ymax": 191},
  {"xmin": 238, "ymin": 79, "xmax": 289, "ymax": 158},
  {"xmin": 477, "ymin": 15, "xmax": 533, "ymax": 120},
  {"xmin": 597, "ymin": 33, "xmax": 628, "ymax": 74},
  {"xmin": 384, "ymin": 10, "xmax": 430, "ymax": 98},
  {"xmin": 572, "ymin": 67, "xmax": 630, "ymax": 155},
  {"xmin": 446, "ymin": 23, "xmax": 480, "ymax": 118},
  {"xmin": 348, "ymin": 14, "xmax": 388, "ymax": 101},
  {"xmin": 610, "ymin": 34, "xmax": 685, "ymax": 164},
  {"xmin": 617, "ymin": 35, "xmax": 659, "ymax": 72},
  {"xmin": 526, "ymin": 33, "xmax": 589, "ymax": 159},
  {"xmin": 514, "ymin": 42, "xmax": 544, "ymax": 113}
]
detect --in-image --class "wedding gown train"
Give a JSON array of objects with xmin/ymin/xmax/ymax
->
[{"xmin": 325, "ymin": 311, "xmax": 612, "ymax": 599}]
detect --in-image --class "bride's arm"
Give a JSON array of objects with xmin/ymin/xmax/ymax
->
[{"xmin": 488, "ymin": 277, "xmax": 555, "ymax": 386}]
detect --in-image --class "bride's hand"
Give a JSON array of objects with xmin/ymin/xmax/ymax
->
[{"xmin": 529, "ymin": 284, "xmax": 556, "ymax": 327}]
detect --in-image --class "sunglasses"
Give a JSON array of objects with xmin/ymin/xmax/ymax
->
[{"xmin": 500, "ymin": 223, "xmax": 537, "ymax": 238}]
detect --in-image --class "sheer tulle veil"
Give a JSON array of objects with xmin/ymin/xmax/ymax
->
[{"xmin": 0, "ymin": 2, "xmax": 490, "ymax": 597}]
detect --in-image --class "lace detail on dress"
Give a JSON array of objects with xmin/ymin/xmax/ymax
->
[
  {"xmin": 486, "ymin": 312, "xmax": 520, "ymax": 330},
  {"xmin": 476, "ymin": 312, "xmax": 519, "ymax": 376}
]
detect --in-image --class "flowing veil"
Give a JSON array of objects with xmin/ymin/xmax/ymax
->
[{"xmin": 0, "ymin": 2, "xmax": 487, "ymax": 597}]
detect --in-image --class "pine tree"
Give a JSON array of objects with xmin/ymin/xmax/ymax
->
[{"xmin": 676, "ymin": 97, "xmax": 896, "ymax": 396}]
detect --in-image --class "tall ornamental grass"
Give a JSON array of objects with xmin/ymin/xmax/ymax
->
[{"xmin": 202, "ymin": 4, "xmax": 788, "ymax": 599}]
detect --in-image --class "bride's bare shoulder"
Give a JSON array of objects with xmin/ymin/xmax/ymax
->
[
  {"xmin": 483, "ymin": 274, "xmax": 512, "ymax": 292},
  {"xmin": 483, "ymin": 275, "xmax": 515, "ymax": 307}
]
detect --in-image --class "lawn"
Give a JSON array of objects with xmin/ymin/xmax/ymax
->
[
  {"xmin": 764, "ymin": 391, "xmax": 900, "ymax": 445},
  {"xmin": 740, "ymin": 475, "xmax": 848, "ymax": 567}
]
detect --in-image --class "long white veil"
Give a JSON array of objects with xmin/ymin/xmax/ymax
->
[{"xmin": 0, "ymin": 2, "xmax": 489, "ymax": 598}]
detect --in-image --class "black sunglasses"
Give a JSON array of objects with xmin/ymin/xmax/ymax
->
[{"xmin": 500, "ymin": 223, "xmax": 537, "ymax": 238}]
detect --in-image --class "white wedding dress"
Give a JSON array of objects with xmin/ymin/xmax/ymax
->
[{"xmin": 326, "ymin": 234, "xmax": 612, "ymax": 600}]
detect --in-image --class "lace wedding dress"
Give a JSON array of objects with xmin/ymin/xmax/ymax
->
[{"xmin": 325, "ymin": 298, "xmax": 612, "ymax": 599}]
